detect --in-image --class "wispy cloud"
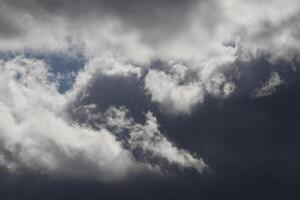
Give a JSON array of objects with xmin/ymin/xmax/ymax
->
[{"xmin": 251, "ymin": 72, "xmax": 284, "ymax": 98}]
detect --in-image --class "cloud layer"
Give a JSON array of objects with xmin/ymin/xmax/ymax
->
[
  {"xmin": 0, "ymin": 0, "xmax": 300, "ymax": 184},
  {"xmin": 0, "ymin": 0, "xmax": 299, "ymax": 115}
]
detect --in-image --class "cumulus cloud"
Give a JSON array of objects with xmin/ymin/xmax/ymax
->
[
  {"xmin": 0, "ymin": 0, "xmax": 300, "ymax": 183},
  {"xmin": 102, "ymin": 106, "xmax": 206, "ymax": 173},
  {"xmin": 145, "ymin": 69, "xmax": 204, "ymax": 115},
  {"xmin": 69, "ymin": 57, "xmax": 142, "ymax": 97},
  {"xmin": 0, "ymin": 0, "xmax": 298, "ymax": 115},
  {"xmin": 0, "ymin": 57, "xmax": 205, "ymax": 181},
  {"xmin": 0, "ymin": 57, "xmax": 137, "ymax": 181},
  {"xmin": 0, "ymin": 0, "xmax": 299, "ymax": 62},
  {"xmin": 144, "ymin": 61, "xmax": 235, "ymax": 115}
]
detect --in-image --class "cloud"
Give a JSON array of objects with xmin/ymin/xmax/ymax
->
[
  {"xmin": 251, "ymin": 72, "xmax": 284, "ymax": 98},
  {"xmin": 0, "ymin": 0, "xmax": 299, "ymax": 63},
  {"xmin": 1, "ymin": 2, "xmax": 300, "ymax": 198},
  {"xmin": 0, "ymin": 57, "xmax": 206, "ymax": 181},
  {"xmin": 0, "ymin": 0, "xmax": 300, "ymax": 183},
  {"xmin": 144, "ymin": 61, "xmax": 235, "ymax": 115},
  {"xmin": 1, "ymin": 0, "xmax": 200, "ymax": 42},
  {"xmin": 0, "ymin": 0, "xmax": 298, "ymax": 116},
  {"xmin": 0, "ymin": 57, "xmax": 138, "ymax": 181},
  {"xmin": 103, "ymin": 106, "xmax": 206, "ymax": 173},
  {"xmin": 145, "ymin": 69, "xmax": 204, "ymax": 115}
]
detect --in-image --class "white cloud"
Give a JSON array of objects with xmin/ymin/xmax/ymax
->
[
  {"xmin": 145, "ymin": 70, "xmax": 204, "ymax": 115},
  {"xmin": 0, "ymin": 1, "xmax": 299, "ymax": 116},
  {"xmin": 103, "ymin": 106, "xmax": 206, "ymax": 173},
  {"xmin": 252, "ymin": 72, "xmax": 284, "ymax": 98},
  {"xmin": 0, "ymin": 57, "xmax": 139, "ymax": 181},
  {"xmin": 0, "ymin": 0, "xmax": 299, "ymax": 179},
  {"xmin": 0, "ymin": 57, "xmax": 206, "ymax": 180},
  {"xmin": 0, "ymin": 0, "xmax": 300, "ymax": 64},
  {"xmin": 144, "ymin": 61, "xmax": 235, "ymax": 115}
]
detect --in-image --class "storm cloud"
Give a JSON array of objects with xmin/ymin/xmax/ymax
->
[
  {"xmin": 1, "ymin": 0, "xmax": 300, "ymax": 199},
  {"xmin": 0, "ymin": 0, "xmax": 299, "ymax": 114}
]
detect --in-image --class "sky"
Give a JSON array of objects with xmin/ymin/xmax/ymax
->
[{"xmin": 0, "ymin": 0, "xmax": 300, "ymax": 199}]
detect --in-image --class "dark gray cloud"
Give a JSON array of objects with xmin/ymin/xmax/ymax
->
[
  {"xmin": 0, "ymin": 13, "xmax": 22, "ymax": 39},
  {"xmin": 1, "ymin": 0, "xmax": 300, "ymax": 64},
  {"xmin": 1, "ymin": 55, "xmax": 298, "ymax": 200},
  {"xmin": 1, "ymin": 0, "xmax": 205, "ymax": 44},
  {"xmin": 1, "ymin": 0, "xmax": 300, "ymax": 199}
]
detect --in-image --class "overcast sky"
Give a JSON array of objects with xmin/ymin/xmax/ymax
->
[{"xmin": 0, "ymin": 0, "xmax": 300, "ymax": 199}]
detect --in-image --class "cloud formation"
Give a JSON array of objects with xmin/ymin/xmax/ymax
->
[
  {"xmin": 0, "ymin": 0, "xmax": 299, "ymax": 114},
  {"xmin": 0, "ymin": 0, "xmax": 299, "ymax": 62},
  {"xmin": 252, "ymin": 72, "xmax": 284, "ymax": 98},
  {"xmin": 0, "ymin": 57, "xmax": 205, "ymax": 181},
  {"xmin": 0, "ymin": 0, "xmax": 300, "ymax": 184}
]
